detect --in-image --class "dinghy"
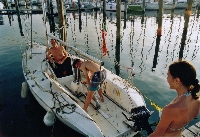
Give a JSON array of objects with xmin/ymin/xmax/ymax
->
[{"xmin": 21, "ymin": 32, "xmax": 153, "ymax": 136}]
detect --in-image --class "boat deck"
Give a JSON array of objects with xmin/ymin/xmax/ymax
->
[{"xmin": 59, "ymin": 77, "xmax": 138, "ymax": 137}]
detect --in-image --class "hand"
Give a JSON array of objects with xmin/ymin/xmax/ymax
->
[
  {"xmin": 50, "ymin": 58, "xmax": 54, "ymax": 63},
  {"xmin": 82, "ymin": 81, "xmax": 87, "ymax": 85},
  {"xmin": 57, "ymin": 61, "xmax": 63, "ymax": 64}
]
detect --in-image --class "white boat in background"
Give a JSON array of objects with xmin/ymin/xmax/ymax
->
[
  {"xmin": 18, "ymin": 0, "xmax": 26, "ymax": 6},
  {"xmin": 175, "ymin": 0, "xmax": 187, "ymax": 9},
  {"xmin": 145, "ymin": 1, "xmax": 175, "ymax": 10},
  {"xmin": 175, "ymin": 0, "xmax": 198, "ymax": 9},
  {"xmin": 106, "ymin": 0, "xmax": 127, "ymax": 12},
  {"xmin": 21, "ymin": 33, "xmax": 153, "ymax": 136},
  {"xmin": 145, "ymin": 1, "xmax": 158, "ymax": 10},
  {"xmin": 0, "ymin": 1, "xmax": 3, "ymax": 8},
  {"xmin": 192, "ymin": 0, "xmax": 199, "ymax": 8},
  {"xmin": 164, "ymin": 1, "xmax": 176, "ymax": 10}
]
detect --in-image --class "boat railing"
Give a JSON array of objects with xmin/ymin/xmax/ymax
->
[{"xmin": 47, "ymin": 33, "xmax": 104, "ymax": 66}]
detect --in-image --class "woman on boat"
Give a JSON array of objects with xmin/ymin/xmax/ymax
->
[{"xmin": 149, "ymin": 60, "xmax": 200, "ymax": 137}]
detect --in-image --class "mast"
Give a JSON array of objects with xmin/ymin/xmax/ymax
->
[{"xmin": 56, "ymin": 0, "xmax": 67, "ymax": 45}]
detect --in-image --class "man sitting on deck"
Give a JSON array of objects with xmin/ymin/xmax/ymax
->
[
  {"xmin": 73, "ymin": 59, "xmax": 106, "ymax": 112},
  {"xmin": 46, "ymin": 39, "xmax": 73, "ymax": 78}
]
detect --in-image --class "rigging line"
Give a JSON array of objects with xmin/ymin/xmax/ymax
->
[
  {"xmin": 130, "ymin": 84, "xmax": 162, "ymax": 111},
  {"xmin": 63, "ymin": 85, "xmax": 96, "ymax": 122},
  {"xmin": 32, "ymin": 77, "xmax": 50, "ymax": 92},
  {"xmin": 32, "ymin": 76, "xmax": 77, "ymax": 117},
  {"xmin": 69, "ymin": 83, "xmax": 120, "ymax": 133},
  {"xmin": 43, "ymin": 71, "xmax": 78, "ymax": 103}
]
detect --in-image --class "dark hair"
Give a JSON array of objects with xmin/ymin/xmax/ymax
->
[
  {"xmin": 50, "ymin": 39, "xmax": 58, "ymax": 44},
  {"xmin": 169, "ymin": 60, "xmax": 200, "ymax": 99},
  {"xmin": 73, "ymin": 59, "xmax": 80, "ymax": 68}
]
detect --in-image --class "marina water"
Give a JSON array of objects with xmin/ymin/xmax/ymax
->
[{"xmin": 0, "ymin": 8, "xmax": 200, "ymax": 136}]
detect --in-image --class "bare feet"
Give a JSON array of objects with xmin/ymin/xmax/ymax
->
[{"xmin": 83, "ymin": 107, "xmax": 88, "ymax": 113}]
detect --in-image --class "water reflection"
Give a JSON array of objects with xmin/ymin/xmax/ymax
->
[
  {"xmin": 23, "ymin": 8, "xmax": 199, "ymax": 75},
  {"xmin": 9, "ymin": 3, "xmax": 199, "ymax": 74},
  {"xmin": 0, "ymin": 95, "xmax": 3, "ymax": 112},
  {"xmin": 78, "ymin": 11, "xmax": 82, "ymax": 32},
  {"xmin": 179, "ymin": 0, "xmax": 192, "ymax": 60},
  {"xmin": 152, "ymin": 4, "xmax": 163, "ymax": 72},
  {"xmin": 152, "ymin": 36, "xmax": 161, "ymax": 72},
  {"xmin": 1, "ymin": 3, "xmax": 200, "ymax": 136}
]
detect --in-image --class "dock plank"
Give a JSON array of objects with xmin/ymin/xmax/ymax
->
[
  {"xmin": 196, "ymin": 122, "xmax": 200, "ymax": 128},
  {"xmin": 182, "ymin": 121, "xmax": 200, "ymax": 137},
  {"xmin": 182, "ymin": 129, "xmax": 195, "ymax": 137},
  {"xmin": 188, "ymin": 125, "xmax": 200, "ymax": 136}
]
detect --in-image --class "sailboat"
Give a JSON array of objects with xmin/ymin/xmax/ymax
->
[
  {"xmin": 145, "ymin": 0, "xmax": 175, "ymax": 10},
  {"xmin": 21, "ymin": 1, "xmax": 153, "ymax": 136}
]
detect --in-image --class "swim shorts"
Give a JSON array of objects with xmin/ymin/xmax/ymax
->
[
  {"xmin": 52, "ymin": 57, "xmax": 73, "ymax": 76},
  {"xmin": 88, "ymin": 69, "xmax": 106, "ymax": 91}
]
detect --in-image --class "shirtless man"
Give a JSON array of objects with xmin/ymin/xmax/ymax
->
[
  {"xmin": 46, "ymin": 39, "xmax": 73, "ymax": 77},
  {"xmin": 73, "ymin": 59, "xmax": 106, "ymax": 112}
]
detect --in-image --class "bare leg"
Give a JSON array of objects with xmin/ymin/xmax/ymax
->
[
  {"xmin": 83, "ymin": 90, "xmax": 94, "ymax": 112},
  {"xmin": 97, "ymin": 88, "xmax": 104, "ymax": 102}
]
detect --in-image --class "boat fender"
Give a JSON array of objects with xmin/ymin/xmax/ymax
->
[
  {"xmin": 21, "ymin": 82, "xmax": 28, "ymax": 98},
  {"xmin": 71, "ymin": 81, "xmax": 79, "ymax": 92},
  {"xmin": 43, "ymin": 110, "xmax": 55, "ymax": 126}
]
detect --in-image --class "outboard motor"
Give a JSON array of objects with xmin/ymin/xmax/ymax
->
[{"xmin": 122, "ymin": 106, "xmax": 153, "ymax": 135}]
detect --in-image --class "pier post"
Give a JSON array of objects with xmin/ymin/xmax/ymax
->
[
  {"xmin": 116, "ymin": 0, "xmax": 121, "ymax": 75},
  {"xmin": 197, "ymin": 3, "xmax": 200, "ymax": 18},
  {"xmin": 142, "ymin": 0, "xmax": 145, "ymax": 12},
  {"xmin": 116, "ymin": 0, "xmax": 121, "ymax": 32},
  {"xmin": 0, "ymin": 95, "xmax": 2, "ymax": 112},
  {"xmin": 179, "ymin": 0, "xmax": 192, "ymax": 60},
  {"xmin": 157, "ymin": 0, "xmax": 163, "ymax": 37},
  {"xmin": 56, "ymin": 0, "xmax": 67, "ymax": 45}
]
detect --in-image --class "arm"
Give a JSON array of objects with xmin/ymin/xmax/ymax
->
[
  {"xmin": 61, "ymin": 46, "xmax": 68, "ymax": 62},
  {"xmin": 149, "ymin": 105, "xmax": 174, "ymax": 137},
  {"xmin": 46, "ymin": 49, "xmax": 54, "ymax": 63},
  {"xmin": 58, "ymin": 46, "xmax": 68, "ymax": 64},
  {"xmin": 198, "ymin": 99, "xmax": 200, "ymax": 115},
  {"xmin": 80, "ymin": 63, "xmax": 90, "ymax": 85}
]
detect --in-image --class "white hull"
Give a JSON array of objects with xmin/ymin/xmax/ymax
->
[
  {"xmin": 175, "ymin": 0, "xmax": 187, "ymax": 9},
  {"xmin": 22, "ymin": 35, "xmax": 151, "ymax": 136},
  {"xmin": 106, "ymin": 1, "xmax": 127, "ymax": 12},
  {"xmin": 145, "ymin": 2, "xmax": 175, "ymax": 10},
  {"xmin": 18, "ymin": 0, "xmax": 26, "ymax": 6}
]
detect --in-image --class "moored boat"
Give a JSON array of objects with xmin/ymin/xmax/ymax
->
[
  {"xmin": 106, "ymin": 0, "xmax": 127, "ymax": 12},
  {"xmin": 145, "ymin": 1, "xmax": 175, "ymax": 10},
  {"xmin": 175, "ymin": 0, "xmax": 187, "ymax": 9},
  {"xmin": 127, "ymin": 3, "xmax": 143, "ymax": 12},
  {"xmin": 21, "ymin": 32, "xmax": 153, "ymax": 136}
]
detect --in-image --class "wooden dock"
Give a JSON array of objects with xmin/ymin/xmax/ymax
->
[
  {"xmin": 0, "ymin": 9, "xmax": 43, "ymax": 15},
  {"xmin": 182, "ymin": 121, "xmax": 200, "ymax": 137}
]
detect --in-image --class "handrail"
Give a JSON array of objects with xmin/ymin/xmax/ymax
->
[{"xmin": 47, "ymin": 33, "xmax": 104, "ymax": 66}]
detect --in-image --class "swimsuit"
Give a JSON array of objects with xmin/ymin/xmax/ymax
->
[
  {"xmin": 168, "ymin": 126, "xmax": 185, "ymax": 131},
  {"xmin": 161, "ymin": 92, "xmax": 191, "ymax": 131},
  {"xmin": 88, "ymin": 69, "xmax": 106, "ymax": 91},
  {"xmin": 51, "ymin": 57, "xmax": 73, "ymax": 76}
]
